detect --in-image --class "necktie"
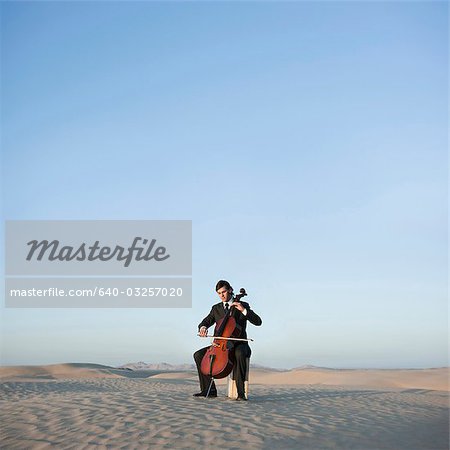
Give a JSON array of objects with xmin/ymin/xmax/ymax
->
[{"xmin": 224, "ymin": 303, "xmax": 229, "ymax": 312}]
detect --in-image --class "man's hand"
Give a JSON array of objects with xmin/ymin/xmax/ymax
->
[
  {"xmin": 230, "ymin": 301, "xmax": 245, "ymax": 313},
  {"xmin": 198, "ymin": 326, "xmax": 208, "ymax": 337}
]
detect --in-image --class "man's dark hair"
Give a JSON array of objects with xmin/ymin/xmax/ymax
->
[{"xmin": 216, "ymin": 280, "xmax": 232, "ymax": 292}]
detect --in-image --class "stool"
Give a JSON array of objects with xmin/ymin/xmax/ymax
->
[{"xmin": 227, "ymin": 357, "xmax": 250, "ymax": 399}]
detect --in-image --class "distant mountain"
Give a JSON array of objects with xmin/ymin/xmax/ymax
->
[
  {"xmin": 118, "ymin": 362, "xmax": 195, "ymax": 371},
  {"xmin": 250, "ymin": 363, "xmax": 286, "ymax": 372},
  {"xmin": 118, "ymin": 361, "xmax": 286, "ymax": 372},
  {"xmin": 292, "ymin": 365, "xmax": 335, "ymax": 371}
]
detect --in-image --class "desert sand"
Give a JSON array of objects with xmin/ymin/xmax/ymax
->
[{"xmin": 0, "ymin": 364, "xmax": 448, "ymax": 449}]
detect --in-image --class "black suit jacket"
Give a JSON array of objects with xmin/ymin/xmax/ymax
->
[{"xmin": 198, "ymin": 301, "xmax": 262, "ymax": 340}]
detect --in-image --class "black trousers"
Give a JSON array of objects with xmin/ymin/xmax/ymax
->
[{"xmin": 193, "ymin": 343, "xmax": 251, "ymax": 396}]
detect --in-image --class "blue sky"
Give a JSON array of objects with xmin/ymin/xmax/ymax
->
[{"xmin": 1, "ymin": 1, "xmax": 447, "ymax": 369}]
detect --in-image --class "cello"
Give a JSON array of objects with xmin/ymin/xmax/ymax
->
[{"xmin": 199, "ymin": 288, "xmax": 251, "ymax": 395}]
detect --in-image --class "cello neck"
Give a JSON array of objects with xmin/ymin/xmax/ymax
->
[{"xmin": 233, "ymin": 288, "xmax": 247, "ymax": 303}]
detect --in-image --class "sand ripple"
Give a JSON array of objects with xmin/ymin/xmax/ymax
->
[{"xmin": 1, "ymin": 378, "xmax": 448, "ymax": 449}]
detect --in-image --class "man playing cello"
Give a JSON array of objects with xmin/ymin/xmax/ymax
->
[{"xmin": 193, "ymin": 280, "xmax": 262, "ymax": 401}]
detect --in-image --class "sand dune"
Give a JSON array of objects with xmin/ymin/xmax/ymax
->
[
  {"xmin": 1, "ymin": 364, "xmax": 448, "ymax": 391},
  {"xmin": 250, "ymin": 367, "xmax": 449, "ymax": 391},
  {"xmin": 147, "ymin": 367, "xmax": 450, "ymax": 392},
  {"xmin": 0, "ymin": 363, "xmax": 167, "ymax": 381},
  {"xmin": 1, "ymin": 375, "xmax": 448, "ymax": 449},
  {"xmin": 0, "ymin": 363, "xmax": 123, "ymax": 380}
]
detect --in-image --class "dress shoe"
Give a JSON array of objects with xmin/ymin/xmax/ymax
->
[
  {"xmin": 193, "ymin": 392, "xmax": 205, "ymax": 397},
  {"xmin": 193, "ymin": 391, "xmax": 217, "ymax": 398},
  {"xmin": 236, "ymin": 395, "xmax": 247, "ymax": 401}
]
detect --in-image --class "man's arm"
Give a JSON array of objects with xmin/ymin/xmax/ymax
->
[
  {"xmin": 234, "ymin": 301, "xmax": 262, "ymax": 326},
  {"xmin": 244, "ymin": 303, "xmax": 262, "ymax": 326}
]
